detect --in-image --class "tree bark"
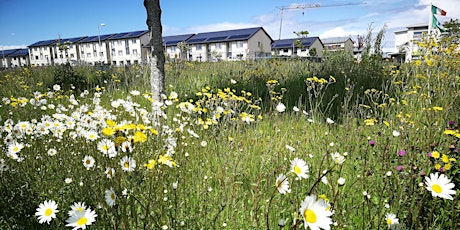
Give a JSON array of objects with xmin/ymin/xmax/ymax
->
[{"xmin": 144, "ymin": 0, "xmax": 165, "ymax": 102}]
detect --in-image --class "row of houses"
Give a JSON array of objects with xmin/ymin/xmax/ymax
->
[{"xmin": 0, "ymin": 26, "xmax": 357, "ymax": 68}]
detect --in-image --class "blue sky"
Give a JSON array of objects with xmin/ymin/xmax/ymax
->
[{"xmin": 0, "ymin": 0, "xmax": 458, "ymax": 52}]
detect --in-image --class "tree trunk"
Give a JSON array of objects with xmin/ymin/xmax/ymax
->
[{"xmin": 144, "ymin": 0, "xmax": 165, "ymax": 102}]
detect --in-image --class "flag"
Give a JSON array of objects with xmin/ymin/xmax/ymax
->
[
  {"xmin": 432, "ymin": 14, "xmax": 447, "ymax": 32},
  {"xmin": 431, "ymin": 5, "xmax": 447, "ymax": 16}
]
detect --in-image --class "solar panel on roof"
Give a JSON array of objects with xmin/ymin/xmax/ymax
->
[
  {"xmin": 228, "ymin": 34, "xmax": 251, "ymax": 40},
  {"xmin": 207, "ymin": 36, "xmax": 227, "ymax": 42},
  {"xmin": 188, "ymin": 38, "xmax": 206, "ymax": 43}
]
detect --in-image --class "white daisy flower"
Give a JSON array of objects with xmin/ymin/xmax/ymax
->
[
  {"xmin": 291, "ymin": 157, "xmax": 309, "ymax": 179},
  {"xmin": 120, "ymin": 155, "xmax": 136, "ymax": 172},
  {"xmin": 65, "ymin": 207, "xmax": 97, "ymax": 229},
  {"xmin": 105, "ymin": 188, "xmax": 117, "ymax": 207},
  {"xmin": 276, "ymin": 103, "xmax": 286, "ymax": 113},
  {"xmin": 299, "ymin": 195, "xmax": 333, "ymax": 230},
  {"xmin": 385, "ymin": 213, "xmax": 399, "ymax": 228},
  {"xmin": 330, "ymin": 152, "xmax": 345, "ymax": 165},
  {"xmin": 82, "ymin": 155, "xmax": 95, "ymax": 169},
  {"xmin": 35, "ymin": 200, "xmax": 59, "ymax": 224},
  {"xmin": 425, "ymin": 172, "xmax": 456, "ymax": 200},
  {"xmin": 68, "ymin": 202, "xmax": 87, "ymax": 217},
  {"xmin": 276, "ymin": 174, "xmax": 291, "ymax": 194}
]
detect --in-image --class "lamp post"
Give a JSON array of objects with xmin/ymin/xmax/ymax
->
[{"xmin": 98, "ymin": 23, "xmax": 106, "ymax": 65}]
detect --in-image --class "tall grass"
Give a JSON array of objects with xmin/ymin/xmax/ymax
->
[{"xmin": 0, "ymin": 34, "xmax": 459, "ymax": 229}]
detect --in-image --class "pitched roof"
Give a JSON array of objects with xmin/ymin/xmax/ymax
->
[
  {"xmin": 8, "ymin": 49, "xmax": 29, "ymax": 57},
  {"xmin": 79, "ymin": 34, "xmax": 117, "ymax": 43},
  {"xmin": 163, "ymin": 34, "xmax": 195, "ymax": 46},
  {"xmin": 272, "ymin": 37, "xmax": 321, "ymax": 49},
  {"xmin": 28, "ymin": 39, "xmax": 56, "ymax": 47},
  {"xmin": 321, "ymin": 37, "xmax": 352, "ymax": 44},
  {"xmin": 58, "ymin": 36, "xmax": 88, "ymax": 44},
  {"xmin": 187, "ymin": 27, "xmax": 268, "ymax": 44},
  {"xmin": 0, "ymin": 49, "xmax": 28, "ymax": 57},
  {"xmin": 109, "ymin": 30, "xmax": 149, "ymax": 40}
]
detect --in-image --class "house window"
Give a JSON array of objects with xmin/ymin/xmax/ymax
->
[
  {"xmin": 196, "ymin": 44, "xmax": 202, "ymax": 51},
  {"xmin": 283, "ymin": 48, "xmax": 288, "ymax": 53},
  {"xmin": 40, "ymin": 53, "xmax": 43, "ymax": 59},
  {"xmin": 81, "ymin": 51, "xmax": 84, "ymax": 55},
  {"xmin": 71, "ymin": 54, "xmax": 75, "ymax": 58},
  {"xmin": 117, "ymin": 40, "xmax": 122, "ymax": 45},
  {"xmin": 125, "ymin": 48, "xmax": 130, "ymax": 55},
  {"xmin": 111, "ymin": 48, "xmax": 116, "ymax": 56},
  {"xmin": 34, "ymin": 47, "xmax": 38, "ymax": 51},
  {"xmin": 237, "ymin": 41, "xmax": 244, "ymax": 48},
  {"xmin": 216, "ymin": 43, "xmax": 222, "ymax": 49},
  {"xmin": 120, "ymin": 60, "xmax": 124, "ymax": 65},
  {"xmin": 132, "ymin": 39, "xmax": 137, "ymax": 44},
  {"xmin": 87, "ymin": 53, "xmax": 91, "ymax": 58},
  {"xmin": 258, "ymin": 41, "xmax": 261, "ymax": 47},
  {"xmin": 118, "ymin": 50, "xmax": 123, "ymax": 56},
  {"xmin": 93, "ymin": 51, "xmax": 97, "ymax": 56},
  {"xmin": 35, "ymin": 56, "xmax": 38, "ymax": 60},
  {"xmin": 100, "ymin": 52, "xmax": 104, "ymax": 57},
  {"xmin": 86, "ymin": 44, "xmax": 90, "ymax": 48},
  {"xmin": 133, "ymin": 49, "xmax": 138, "ymax": 55}
]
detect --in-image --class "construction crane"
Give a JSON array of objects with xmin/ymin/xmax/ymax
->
[{"xmin": 277, "ymin": 2, "xmax": 367, "ymax": 40}]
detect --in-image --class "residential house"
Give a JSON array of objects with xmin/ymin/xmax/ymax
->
[
  {"xmin": 108, "ymin": 30, "xmax": 150, "ymax": 66},
  {"xmin": 186, "ymin": 27, "xmax": 273, "ymax": 61},
  {"xmin": 1, "ymin": 49, "xmax": 29, "ymax": 68},
  {"xmin": 271, "ymin": 37, "xmax": 323, "ymax": 59},
  {"xmin": 163, "ymin": 34, "xmax": 195, "ymax": 61},
  {"xmin": 53, "ymin": 36, "xmax": 87, "ymax": 65},
  {"xmin": 391, "ymin": 23, "xmax": 428, "ymax": 63},
  {"xmin": 321, "ymin": 37, "xmax": 354, "ymax": 52},
  {"xmin": 28, "ymin": 39, "xmax": 57, "ymax": 66},
  {"xmin": 78, "ymin": 34, "xmax": 116, "ymax": 65}
]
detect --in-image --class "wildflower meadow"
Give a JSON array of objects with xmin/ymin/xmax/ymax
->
[{"xmin": 0, "ymin": 34, "xmax": 459, "ymax": 229}]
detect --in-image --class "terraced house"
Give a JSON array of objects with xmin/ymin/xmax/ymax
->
[{"xmin": 2, "ymin": 26, "xmax": 364, "ymax": 68}]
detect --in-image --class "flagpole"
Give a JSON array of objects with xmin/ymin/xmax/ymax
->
[{"xmin": 428, "ymin": 3, "xmax": 433, "ymax": 35}]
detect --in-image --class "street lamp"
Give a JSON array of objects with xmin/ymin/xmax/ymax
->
[{"xmin": 98, "ymin": 23, "xmax": 106, "ymax": 65}]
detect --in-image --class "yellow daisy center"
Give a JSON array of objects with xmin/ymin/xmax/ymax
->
[
  {"xmin": 44, "ymin": 208, "xmax": 53, "ymax": 216},
  {"xmin": 124, "ymin": 162, "xmax": 129, "ymax": 168},
  {"xmin": 111, "ymin": 193, "xmax": 116, "ymax": 200},
  {"xmin": 432, "ymin": 184, "xmax": 443, "ymax": 193},
  {"xmin": 304, "ymin": 209, "xmax": 317, "ymax": 223},
  {"xmin": 294, "ymin": 166, "xmax": 301, "ymax": 175},
  {"xmin": 86, "ymin": 160, "xmax": 91, "ymax": 165},
  {"xmin": 387, "ymin": 218, "xmax": 393, "ymax": 225},
  {"xmin": 77, "ymin": 217, "xmax": 88, "ymax": 226},
  {"xmin": 103, "ymin": 145, "xmax": 109, "ymax": 151}
]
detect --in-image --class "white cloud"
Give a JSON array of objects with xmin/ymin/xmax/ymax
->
[
  {"xmin": 1, "ymin": 45, "xmax": 27, "ymax": 50},
  {"xmin": 319, "ymin": 27, "xmax": 360, "ymax": 39}
]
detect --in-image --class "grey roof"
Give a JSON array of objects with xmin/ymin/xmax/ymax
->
[
  {"xmin": 58, "ymin": 36, "xmax": 87, "ymax": 44},
  {"xmin": 163, "ymin": 34, "xmax": 195, "ymax": 46},
  {"xmin": 187, "ymin": 27, "xmax": 271, "ymax": 44},
  {"xmin": 321, "ymin": 37, "xmax": 352, "ymax": 44},
  {"xmin": 272, "ymin": 37, "xmax": 321, "ymax": 49}
]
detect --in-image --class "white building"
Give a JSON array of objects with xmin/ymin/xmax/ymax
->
[
  {"xmin": 108, "ymin": 30, "xmax": 150, "ymax": 66},
  {"xmin": 163, "ymin": 34, "xmax": 195, "ymax": 61},
  {"xmin": 391, "ymin": 23, "xmax": 428, "ymax": 63},
  {"xmin": 28, "ymin": 39, "xmax": 56, "ymax": 66},
  {"xmin": 186, "ymin": 27, "xmax": 273, "ymax": 61},
  {"xmin": 0, "ymin": 48, "xmax": 29, "ymax": 68},
  {"xmin": 78, "ymin": 34, "xmax": 116, "ymax": 65},
  {"xmin": 271, "ymin": 37, "xmax": 324, "ymax": 59}
]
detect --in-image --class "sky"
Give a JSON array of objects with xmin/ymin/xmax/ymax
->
[{"xmin": 0, "ymin": 0, "xmax": 459, "ymax": 52}]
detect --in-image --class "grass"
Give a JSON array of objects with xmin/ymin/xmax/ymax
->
[{"xmin": 0, "ymin": 34, "xmax": 459, "ymax": 229}]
